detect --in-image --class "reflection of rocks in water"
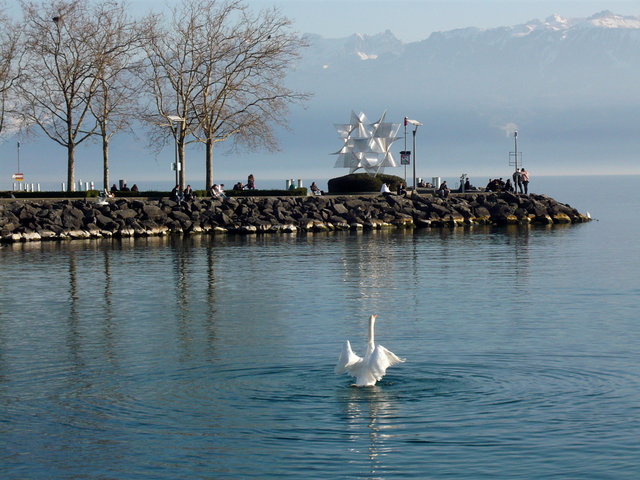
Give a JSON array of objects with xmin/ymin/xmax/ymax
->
[{"xmin": 0, "ymin": 193, "xmax": 591, "ymax": 243}]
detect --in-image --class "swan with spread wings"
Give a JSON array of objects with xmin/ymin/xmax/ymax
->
[{"xmin": 335, "ymin": 314, "xmax": 405, "ymax": 386}]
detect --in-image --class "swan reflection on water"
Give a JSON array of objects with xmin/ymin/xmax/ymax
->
[{"xmin": 339, "ymin": 384, "xmax": 400, "ymax": 478}]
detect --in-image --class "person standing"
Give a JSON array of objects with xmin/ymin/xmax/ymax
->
[
  {"xmin": 512, "ymin": 170, "xmax": 522, "ymax": 194},
  {"xmin": 520, "ymin": 168, "xmax": 530, "ymax": 194},
  {"xmin": 246, "ymin": 174, "xmax": 255, "ymax": 189}
]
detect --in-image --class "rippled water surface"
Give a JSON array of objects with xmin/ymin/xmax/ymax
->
[{"xmin": 1, "ymin": 176, "xmax": 639, "ymax": 479}]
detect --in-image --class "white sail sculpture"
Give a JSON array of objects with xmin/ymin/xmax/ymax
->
[{"xmin": 332, "ymin": 111, "xmax": 402, "ymax": 175}]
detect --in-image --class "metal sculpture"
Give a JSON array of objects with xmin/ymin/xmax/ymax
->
[{"xmin": 332, "ymin": 111, "xmax": 401, "ymax": 174}]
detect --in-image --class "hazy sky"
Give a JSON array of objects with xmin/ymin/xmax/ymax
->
[
  {"xmin": 269, "ymin": 0, "xmax": 640, "ymax": 41},
  {"xmin": 129, "ymin": 0, "xmax": 640, "ymax": 42},
  {"xmin": 2, "ymin": 0, "xmax": 639, "ymax": 189}
]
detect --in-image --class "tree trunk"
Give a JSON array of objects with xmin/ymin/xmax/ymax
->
[
  {"xmin": 103, "ymin": 136, "xmax": 109, "ymax": 191},
  {"xmin": 67, "ymin": 143, "xmax": 75, "ymax": 192},
  {"xmin": 205, "ymin": 139, "xmax": 213, "ymax": 190}
]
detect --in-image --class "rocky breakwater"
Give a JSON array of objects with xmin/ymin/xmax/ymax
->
[{"xmin": 0, "ymin": 192, "xmax": 590, "ymax": 243}]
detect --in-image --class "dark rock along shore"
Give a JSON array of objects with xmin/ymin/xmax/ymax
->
[{"xmin": 0, "ymin": 192, "xmax": 590, "ymax": 243}]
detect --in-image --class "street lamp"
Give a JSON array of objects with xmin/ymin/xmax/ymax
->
[
  {"xmin": 168, "ymin": 115, "xmax": 185, "ymax": 188},
  {"xmin": 404, "ymin": 118, "xmax": 423, "ymax": 190}
]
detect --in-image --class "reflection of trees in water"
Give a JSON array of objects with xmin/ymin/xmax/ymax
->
[
  {"xmin": 339, "ymin": 385, "xmax": 399, "ymax": 478},
  {"xmin": 205, "ymin": 243, "xmax": 218, "ymax": 358},
  {"xmin": 66, "ymin": 252, "xmax": 82, "ymax": 367},
  {"xmin": 170, "ymin": 236, "xmax": 196, "ymax": 361},
  {"xmin": 165, "ymin": 235, "xmax": 220, "ymax": 361},
  {"xmin": 102, "ymin": 248, "xmax": 117, "ymax": 367}
]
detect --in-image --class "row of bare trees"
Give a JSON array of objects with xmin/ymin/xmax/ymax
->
[{"xmin": 0, "ymin": 0, "xmax": 309, "ymax": 191}]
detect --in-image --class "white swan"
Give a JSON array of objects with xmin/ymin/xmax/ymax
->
[{"xmin": 335, "ymin": 314, "xmax": 405, "ymax": 386}]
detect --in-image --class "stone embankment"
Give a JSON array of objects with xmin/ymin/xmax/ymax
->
[{"xmin": 0, "ymin": 192, "xmax": 590, "ymax": 243}]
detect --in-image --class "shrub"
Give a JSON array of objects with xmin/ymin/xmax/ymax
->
[
  {"xmin": 227, "ymin": 188, "xmax": 307, "ymax": 197},
  {"xmin": 4, "ymin": 190, "xmax": 99, "ymax": 198},
  {"xmin": 113, "ymin": 191, "xmax": 169, "ymax": 198},
  {"xmin": 327, "ymin": 173, "xmax": 405, "ymax": 193}
]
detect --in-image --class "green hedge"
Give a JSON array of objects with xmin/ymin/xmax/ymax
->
[
  {"xmin": 327, "ymin": 173, "xmax": 406, "ymax": 194},
  {"xmin": 113, "ymin": 190, "xmax": 169, "ymax": 198},
  {"xmin": 226, "ymin": 188, "xmax": 308, "ymax": 197},
  {"xmin": 113, "ymin": 189, "xmax": 308, "ymax": 198},
  {"xmin": 2, "ymin": 190, "xmax": 100, "ymax": 198},
  {"xmin": 2, "ymin": 188, "xmax": 309, "ymax": 199}
]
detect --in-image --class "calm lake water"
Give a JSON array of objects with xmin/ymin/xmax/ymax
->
[{"xmin": 1, "ymin": 175, "xmax": 639, "ymax": 479}]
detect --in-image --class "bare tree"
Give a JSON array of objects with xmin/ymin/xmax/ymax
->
[
  {"xmin": 89, "ymin": 1, "xmax": 148, "ymax": 190},
  {"xmin": 0, "ymin": 5, "xmax": 23, "ymax": 137},
  {"xmin": 142, "ymin": 0, "xmax": 310, "ymax": 189},
  {"xmin": 140, "ymin": 2, "xmax": 204, "ymax": 189},
  {"xmin": 18, "ymin": 0, "xmax": 101, "ymax": 192},
  {"xmin": 191, "ymin": 1, "xmax": 310, "ymax": 189}
]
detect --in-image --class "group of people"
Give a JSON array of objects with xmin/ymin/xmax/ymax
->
[
  {"xmin": 485, "ymin": 177, "xmax": 511, "ymax": 192},
  {"xmin": 171, "ymin": 184, "xmax": 195, "ymax": 203},
  {"xmin": 231, "ymin": 174, "xmax": 256, "ymax": 192},
  {"xmin": 485, "ymin": 168, "xmax": 530, "ymax": 194},
  {"xmin": 110, "ymin": 183, "xmax": 139, "ymax": 193},
  {"xmin": 379, "ymin": 182, "xmax": 409, "ymax": 197},
  {"xmin": 169, "ymin": 173, "xmax": 258, "ymax": 203},
  {"xmin": 461, "ymin": 178, "xmax": 476, "ymax": 192},
  {"xmin": 512, "ymin": 168, "xmax": 530, "ymax": 194},
  {"xmin": 209, "ymin": 184, "xmax": 227, "ymax": 198}
]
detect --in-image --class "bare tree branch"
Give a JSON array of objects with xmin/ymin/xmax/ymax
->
[
  {"xmin": 89, "ymin": 0, "xmax": 150, "ymax": 189},
  {"xmin": 140, "ymin": 0, "xmax": 311, "ymax": 189},
  {"xmin": 17, "ymin": 0, "xmax": 103, "ymax": 191},
  {"xmin": 0, "ymin": 5, "xmax": 24, "ymax": 138}
]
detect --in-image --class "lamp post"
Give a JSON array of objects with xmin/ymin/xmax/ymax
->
[
  {"xmin": 168, "ymin": 115, "xmax": 185, "ymax": 188},
  {"xmin": 405, "ymin": 118, "xmax": 423, "ymax": 190},
  {"xmin": 403, "ymin": 118, "xmax": 407, "ymax": 184},
  {"xmin": 508, "ymin": 130, "xmax": 522, "ymax": 191},
  {"xmin": 513, "ymin": 130, "xmax": 519, "ymax": 172}
]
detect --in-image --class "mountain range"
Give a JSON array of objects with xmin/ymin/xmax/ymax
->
[
  {"xmin": 296, "ymin": 10, "xmax": 640, "ymax": 105},
  {"xmin": 280, "ymin": 10, "xmax": 640, "ymax": 177},
  {"xmin": 3, "ymin": 10, "xmax": 639, "ymax": 188}
]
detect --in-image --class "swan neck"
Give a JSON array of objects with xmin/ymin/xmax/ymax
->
[{"xmin": 368, "ymin": 316, "xmax": 376, "ymax": 347}]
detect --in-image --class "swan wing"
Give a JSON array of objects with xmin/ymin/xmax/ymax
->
[
  {"xmin": 335, "ymin": 340, "xmax": 363, "ymax": 375},
  {"xmin": 366, "ymin": 345, "xmax": 405, "ymax": 382}
]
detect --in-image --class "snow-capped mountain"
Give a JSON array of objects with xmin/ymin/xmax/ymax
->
[
  {"xmin": 291, "ymin": 10, "xmax": 640, "ymax": 109},
  {"xmin": 303, "ymin": 30, "xmax": 404, "ymax": 64},
  {"xmin": 284, "ymin": 11, "xmax": 640, "ymax": 175}
]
